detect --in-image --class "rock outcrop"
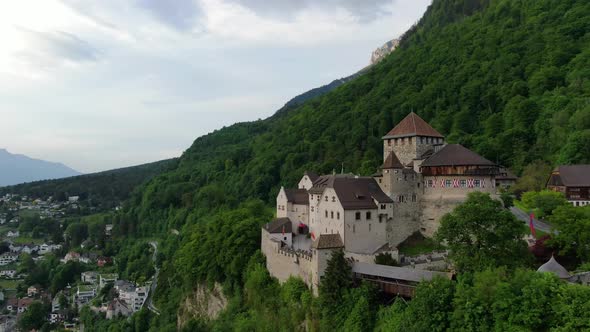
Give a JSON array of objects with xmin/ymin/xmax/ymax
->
[{"xmin": 370, "ymin": 38, "xmax": 401, "ymax": 65}]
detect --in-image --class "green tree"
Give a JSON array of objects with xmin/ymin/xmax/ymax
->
[
  {"xmin": 18, "ymin": 301, "xmax": 47, "ymax": 331},
  {"xmin": 319, "ymin": 249, "xmax": 351, "ymax": 307},
  {"xmin": 436, "ymin": 192, "xmax": 530, "ymax": 272},
  {"xmin": 549, "ymin": 205, "xmax": 590, "ymax": 262}
]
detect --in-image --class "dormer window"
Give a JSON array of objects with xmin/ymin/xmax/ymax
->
[
  {"xmin": 366, "ymin": 212, "xmax": 371, "ymax": 220},
  {"xmin": 355, "ymin": 212, "xmax": 361, "ymax": 220}
]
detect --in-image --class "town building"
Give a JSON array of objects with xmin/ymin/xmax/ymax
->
[
  {"xmin": 106, "ymin": 298, "xmax": 133, "ymax": 319},
  {"xmin": 262, "ymin": 112, "xmax": 505, "ymax": 291},
  {"xmin": 0, "ymin": 253, "xmax": 18, "ymax": 266},
  {"xmin": 99, "ymin": 273, "xmax": 118, "ymax": 289},
  {"xmin": 546, "ymin": 165, "xmax": 590, "ymax": 206},
  {"xmin": 73, "ymin": 285, "xmax": 96, "ymax": 306},
  {"xmin": 27, "ymin": 285, "xmax": 41, "ymax": 297},
  {"xmin": 81, "ymin": 271, "xmax": 99, "ymax": 284},
  {"xmin": 114, "ymin": 280, "xmax": 148, "ymax": 312}
]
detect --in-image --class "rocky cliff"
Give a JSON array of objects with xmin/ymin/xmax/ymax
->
[{"xmin": 370, "ymin": 38, "xmax": 401, "ymax": 65}]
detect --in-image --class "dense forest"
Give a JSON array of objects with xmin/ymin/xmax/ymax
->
[
  {"xmin": 0, "ymin": 158, "xmax": 177, "ymax": 210},
  {"xmin": 67, "ymin": 0, "xmax": 590, "ymax": 330}
]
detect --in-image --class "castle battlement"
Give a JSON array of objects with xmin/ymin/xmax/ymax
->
[{"xmin": 262, "ymin": 112, "xmax": 506, "ymax": 290}]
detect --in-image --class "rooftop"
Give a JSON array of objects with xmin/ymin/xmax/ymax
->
[
  {"xmin": 382, "ymin": 152, "xmax": 404, "ymax": 169},
  {"xmin": 264, "ymin": 217, "xmax": 292, "ymax": 234},
  {"xmin": 284, "ymin": 188, "xmax": 309, "ymax": 205},
  {"xmin": 308, "ymin": 174, "xmax": 392, "ymax": 209},
  {"xmin": 312, "ymin": 234, "xmax": 344, "ymax": 249},
  {"xmin": 421, "ymin": 144, "xmax": 496, "ymax": 167},
  {"xmin": 553, "ymin": 165, "xmax": 590, "ymax": 187},
  {"xmin": 383, "ymin": 112, "xmax": 444, "ymax": 139},
  {"xmin": 352, "ymin": 262, "xmax": 452, "ymax": 283},
  {"xmin": 537, "ymin": 256, "xmax": 570, "ymax": 279}
]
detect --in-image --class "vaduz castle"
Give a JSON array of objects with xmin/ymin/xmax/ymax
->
[{"xmin": 261, "ymin": 112, "xmax": 508, "ymax": 291}]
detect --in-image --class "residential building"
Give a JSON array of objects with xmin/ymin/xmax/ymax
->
[
  {"xmin": 0, "ymin": 253, "xmax": 18, "ymax": 266},
  {"xmin": 81, "ymin": 271, "xmax": 99, "ymax": 284},
  {"xmin": 73, "ymin": 285, "xmax": 96, "ymax": 305},
  {"xmin": 106, "ymin": 298, "xmax": 132, "ymax": 319},
  {"xmin": 27, "ymin": 285, "xmax": 41, "ymax": 297},
  {"xmin": 99, "ymin": 273, "xmax": 118, "ymax": 289},
  {"xmin": 546, "ymin": 165, "xmax": 590, "ymax": 206}
]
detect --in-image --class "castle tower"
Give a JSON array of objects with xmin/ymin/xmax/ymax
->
[{"xmin": 382, "ymin": 112, "xmax": 444, "ymax": 167}]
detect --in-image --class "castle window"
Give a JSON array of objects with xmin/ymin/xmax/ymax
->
[
  {"xmin": 355, "ymin": 212, "xmax": 361, "ymax": 220},
  {"xmin": 311, "ymin": 207, "xmax": 314, "ymax": 212},
  {"xmin": 417, "ymin": 182, "xmax": 420, "ymax": 188},
  {"xmin": 474, "ymin": 180, "xmax": 481, "ymax": 188},
  {"xmin": 412, "ymin": 194, "xmax": 417, "ymax": 202},
  {"xmin": 427, "ymin": 180, "xmax": 433, "ymax": 187},
  {"xmin": 337, "ymin": 212, "xmax": 340, "ymax": 219},
  {"xmin": 332, "ymin": 196, "xmax": 335, "ymax": 202},
  {"xmin": 325, "ymin": 210, "xmax": 328, "ymax": 218},
  {"xmin": 398, "ymin": 196, "xmax": 404, "ymax": 203},
  {"xmin": 325, "ymin": 196, "xmax": 328, "ymax": 201},
  {"xmin": 378, "ymin": 178, "xmax": 382, "ymax": 183},
  {"xmin": 330, "ymin": 211, "xmax": 334, "ymax": 219},
  {"xmin": 366, "ymin": 212, "xmax": 371, "ymax": 220},
  {"xmin": 388, "ymin": 140, "xmax": 391, "ymax": 146},
  {"xmin": 380, "ymin": 204, "xmax": 386, "ymax": 209},
  {"xmin": 460, "ymin": 180, "xmax": 467, "ymax": 187},
  {"xmin": 445, "ymin": 180, "xmax": 452, "ymax": 187}
]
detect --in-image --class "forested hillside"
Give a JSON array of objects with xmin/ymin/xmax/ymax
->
[
  {"xmin": 0, "ymin": 158, "xmax": 177, "ymax": 210},
  {"xmin": 102, "ymin": 0, "xmax": 589, "ymax": 330}
]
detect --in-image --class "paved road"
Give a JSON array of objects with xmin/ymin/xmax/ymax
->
[
  {"xmin": 509, "ymin": 207, "xmax": 557, "ymax": 234},
  {"xmin": 146, "ymin": 241, "xmax": 161, "ymax": 315}
]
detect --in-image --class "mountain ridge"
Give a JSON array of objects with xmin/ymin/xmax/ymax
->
[{"xmin": 0, "ymin": 148, "xmax": 81, "ymax": 186}]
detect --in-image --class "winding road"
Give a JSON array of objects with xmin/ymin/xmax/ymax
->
[
  {"xmin": 146, "ymin": 241, "xmax": 161, "ymax": 315},
  {"xmin": 509, "ymin": 207, "xmax": 557, "ymax": 234}
]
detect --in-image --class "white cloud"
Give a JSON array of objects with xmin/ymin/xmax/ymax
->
[{"xmin": 0, "ymin": 0, "xmax": 430, "ymax": 172}]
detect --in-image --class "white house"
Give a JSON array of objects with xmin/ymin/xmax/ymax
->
[
  {"xmin": 6, "ymin": 230, "xmax": 19, "ymax": 237},
  {"xmin": 73, "ymin": 285, "xmax": 96, "ymax": 305},
  {"xmin": 0, "ymin": 253, "xmax": 18, "ymax": 266},
  {"xmin": 0, "ymin": 269, "xmax": 17, "ymax": 278}
]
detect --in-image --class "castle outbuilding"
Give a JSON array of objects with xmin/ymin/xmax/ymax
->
[{"xmin": 262, "ymin": 112, "xmax": 508, "ymax": 291}]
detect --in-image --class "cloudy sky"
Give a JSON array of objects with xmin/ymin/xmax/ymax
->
[{"xmin": 0, "ymin": 0, "xmax": 430, "ymax": 173}]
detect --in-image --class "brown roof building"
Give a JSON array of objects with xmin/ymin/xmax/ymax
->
[
  {"xmin": 383, "ymin": 112, "xmax": 444, "ymax": 139},
  {"xmin": 547, "ymin": 165, "xmax": 590, "ymax": 206}
]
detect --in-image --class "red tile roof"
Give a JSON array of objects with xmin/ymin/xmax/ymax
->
[
  {"xmin": 384, "ymin": 112, "xmax": 444, "ymax": 139},
  {"xmin": 382, "ymin": 152, "xmax": 404, "ymax": 169}
]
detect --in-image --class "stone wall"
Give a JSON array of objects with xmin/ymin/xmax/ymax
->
[
  {"xmin": 261, "ymin": 229, "xmax": 316, "ymax": 289},
  {"xmin": 344, "ymin": 208, "xmax": 386, "ymax": 254}
]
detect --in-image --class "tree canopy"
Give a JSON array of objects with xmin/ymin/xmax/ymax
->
[{"xmin": 436, "ymin": 192, "xmax": 530, "ymax": 272}]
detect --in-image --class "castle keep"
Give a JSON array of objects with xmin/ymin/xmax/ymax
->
[{"xmin": 262, "ymin": 112, "xmax": 504, "ymax": 291}]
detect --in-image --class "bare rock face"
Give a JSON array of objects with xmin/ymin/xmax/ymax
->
[
  {"xmin": 177, "ymin": 282, "xmax": 227, "ymax": 329},
  {"xmin": 370, "ymin": 38, "xmax": 401, "ymax": 65}
]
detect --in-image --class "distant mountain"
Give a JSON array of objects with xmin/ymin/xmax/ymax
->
[
  {"xmin": 0, "ymin": 158, "xmax": 177, "ymax": 209},
  {"xmin": 0, "ymin": 149, "xmax": 81, "ymax": 186}
]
